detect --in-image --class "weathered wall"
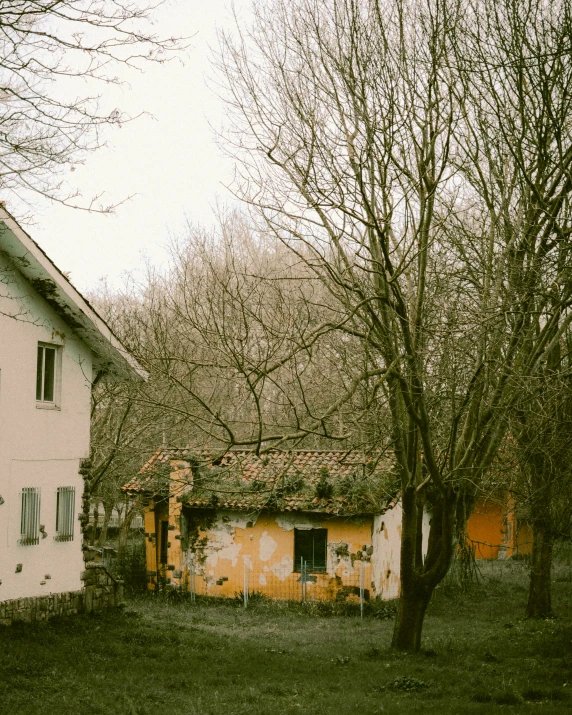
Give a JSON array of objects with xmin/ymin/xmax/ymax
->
[
  {"xmin": 81, "ymin": 562, "xmax": 124, "ymax": 615},
  {"xmin": 371, "ymin": 503, "xmax": 431, "ymax": 600},
  {"xmin": 371, "ymin": 506, "xmax": 402, "ymax": 600},
  {"xmin": 0, "ymin": 252, "xmax": 91, "ymax": 602},
  {"xmin": 466, "ymin": 499, "xmax": 525, "ymax": 559},
  {"xmin": 0, "ymin": 590, "xmax": 83, "ymax": 626},
  {"xmin": 179, "ymin": 510, "xmax": 374, "ymax": 601},
  {"xmin": 0, "ymin": 563, "xmax": 123, "ymax": 626},
  {"xmin": 144, "ymin": 491, "xmax": 379, "ymax": 600}
]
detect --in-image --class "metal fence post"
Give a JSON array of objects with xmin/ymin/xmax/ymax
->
[
  {"xmin": 244, "ymin": 562, "xmax": 249, "ymax": 609},
  {"xmin": 360, "ymin": 561, "xmax": 365, "ymax": 619},
  {"xmin": 189, "ymin": 560, "xmax": 196, "ymax": 603},
  {"xmin": 301, "ymin": 557, "xmax": 307, "ymax": 603}
]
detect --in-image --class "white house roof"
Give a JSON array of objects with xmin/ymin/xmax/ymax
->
[{"xmin": 0, "ymin": 206, "xmax": 147, "ymax": 381}]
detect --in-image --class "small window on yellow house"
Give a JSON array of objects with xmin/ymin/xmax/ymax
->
[
  {"xmin": 294, "ymin": 528, "xmax": 327, "ymax": 572},
  {"xmin": 159, "ymin": 520, "xmax": 169, "ymax": 564}
]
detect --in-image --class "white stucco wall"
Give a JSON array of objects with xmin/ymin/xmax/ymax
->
[
  {"xmin": 0, "ymin": 253, "xmax": 92, "ymax": 600},
  {"xmin": 371, "ymin": 503, "xmax": 431, "ymax": 600}
]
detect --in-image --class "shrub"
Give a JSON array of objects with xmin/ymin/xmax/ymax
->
[
  {"xmin": 376, "ymin": 676, "xmax": 430, "ymax": 693},
  {"xmin": 111, "ymin": 539, "xmax": 147, "ymax": 594},
  {"xmin": 233, "ymin": 590, "xmax": 268, "ymax": 604}
]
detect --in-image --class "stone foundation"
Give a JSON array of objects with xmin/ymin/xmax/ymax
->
[
  {"xmin": 82, "ymin": 561, "xmax": 124, "ymax": 614},
  {"xmin": 0, "ymin": 563, "xmax": 123, "ymax": 626},
  {"xmin": 0, "ymin": 590, "xmax": 83, "ymax": 626},
  {"xmin": 0, "ymin": 458, "xmax": 125, "ymax": 627}
]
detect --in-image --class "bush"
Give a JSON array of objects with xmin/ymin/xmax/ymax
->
[
  {"xmin": 233, "ymin": 590, "xmax": 268, "ymax": 604},
  {"xmin": 110, "ymin": 539, "xmax": 147, "ymax": 594},
  {"xmin": 375, "ymin": 676, "xmax": 430, "ymax": 693}
]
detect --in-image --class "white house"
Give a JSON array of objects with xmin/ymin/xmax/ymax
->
[{"xmin": 0, "ymin": 206, "xmax": 145, "ymax": 621}]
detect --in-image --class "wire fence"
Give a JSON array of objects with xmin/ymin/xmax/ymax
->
[{"xmin": 183, "ymin": 557, "xmax": 371, "ymax": 614}]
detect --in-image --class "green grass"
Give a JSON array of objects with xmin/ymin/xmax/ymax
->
[{"xmin": 1, "ymin": 558, "xmax": 572, "ymax": 714}]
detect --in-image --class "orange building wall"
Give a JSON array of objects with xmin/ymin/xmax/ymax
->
[
  {"xmin": 142, "ymin": 491, "xmax": 376, "ymax": 599},
  {"xmin": 467, "ymin": 500, "xmax": 507, "ymax": 559},
  {"xmin": 143, "ymin": 499, "xmax": 170, "ymax": 590},
  {"xmin": 466, "ymin": 499, "xmax": 532, "ymax": 559},
  {"xmin": 173, "ymin": 509, "xmax": 374, "ymax": 601}
]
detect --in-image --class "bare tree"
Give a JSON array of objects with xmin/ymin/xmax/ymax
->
[
  {"xmin": 211, "ymin": 0, "xmax": 572, "ymax": 650},
  {"xmin": 511, "ymin": 336, "xmax": 572, "ymax": 618},
  {"xmin": 88, "ymin": 283, "xmax": 172, "ymax": 557},
  {"xmin": 0, "ymin": 1, "xmax": 183, "ymax": 211},
  {"xmin": 135, "ymin": 213, "xmax": 378, "ymax": 450},
  {"xmin": 455, "ymin": 0, "xmax": 572, "ymax": 616}
]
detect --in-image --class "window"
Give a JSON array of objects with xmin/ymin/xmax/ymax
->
[
  {"xmin": 294, "ymin": 528, "xmax": 327, "ymax": 572},
  {"xmin": 160, "ymin": 520, "xmax": 169, "ymax": 564},
  {"xmin": 55, "ymin": 487, "xmax": 75, "ymax": 541},
  {"xmin": 36, "ymin": 343, "xmax": 60, "ymax": 405},
  {"xmin": 20, "ymin": 487, "xmax": 41, "ymax": 545}
]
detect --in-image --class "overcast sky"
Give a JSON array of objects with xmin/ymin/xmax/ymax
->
[{"xmin": 24, "ymin": 0, "xmax": 247, "ymax": 293}]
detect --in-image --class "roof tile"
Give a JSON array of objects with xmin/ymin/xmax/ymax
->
[{"xmin": 124, "ymin": 448, "xmax": 397, "ymax": 515}]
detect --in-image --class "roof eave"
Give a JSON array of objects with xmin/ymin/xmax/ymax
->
[{"xmin": 0, "ymin": 208, "xmax": 147, "ymax": 381}]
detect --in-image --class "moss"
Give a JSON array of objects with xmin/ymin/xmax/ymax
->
[
  {"xmin": 315, "ymin": 467, "xmax": 334, "ymax": 499},
  {"xmin": 29, "ymin": 277, "xmax": 58, "ymax": 298},
  {"xmin": 333, "ymin": 542, "xmax": 350, "ymax": 558},
  {"xmin": 26, "ymin": 276, "xmax": 85, "ymax": 330},
  {"xmin": 181, "ymin": 507, "xmax": 217, "ymax": 556}
]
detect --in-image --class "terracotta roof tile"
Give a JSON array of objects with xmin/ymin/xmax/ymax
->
[{"xmin": 124, "ymin": 448, "xmax": 398, "ymax": 515}]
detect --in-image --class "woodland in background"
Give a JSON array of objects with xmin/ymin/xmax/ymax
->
[{"xmin": 90, "ymin": 0, "xmax": 572, "ymax": 651}]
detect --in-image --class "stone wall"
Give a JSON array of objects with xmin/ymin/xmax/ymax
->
[
  {"xmin": 82, "ymin": 562, "xmax": 123, "ymax": 615},
  {"xmin": 0, "ymin": 563, "xmax": 123, "ymax": 626},
  {"xmin": 0, "ymin": 590, "xmax": 83, "ymax": 625}
]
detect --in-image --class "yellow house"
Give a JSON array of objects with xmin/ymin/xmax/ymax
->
[
  {"xmin": 125, "ymin": 449, "xmax": 530, "ymax": 603},
  {"xmin": 124, "ymin": 449, "xmax": 414, "ymax": 602}
]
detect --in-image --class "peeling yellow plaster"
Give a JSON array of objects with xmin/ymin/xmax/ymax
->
[
  {"xmin": 172, "ymin": 510, "xmax": 375, "ymax": 600},
  {"xmin": 259, "ymin": 531, "xmax": 278, "ymax": 561}
]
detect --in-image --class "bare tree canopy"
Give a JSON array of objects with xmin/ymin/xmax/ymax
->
[
  {"xmin": 0, "ymin": 1, "xmax": 183, "ymax": 210},
  {"xmin": 211, "ymin": 0, "xmax": 572, "ymax": 649}
]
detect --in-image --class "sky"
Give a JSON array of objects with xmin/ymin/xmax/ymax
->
[{"xmin": 23, "ymin": 0, "xmax": 247, "ymax": 293}]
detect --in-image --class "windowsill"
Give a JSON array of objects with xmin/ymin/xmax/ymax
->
[
  {"xmin": 293, "ymin": 568, "xmax": 327, "ymax": 574},
  {"xmin": 36, "ymin": 402, "xmax": 61, "ymax": 411}
]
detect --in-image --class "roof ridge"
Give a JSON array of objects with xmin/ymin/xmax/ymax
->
[{"xmin": 151, "ymin": 447, "xmax": 372, "ymax": 454}]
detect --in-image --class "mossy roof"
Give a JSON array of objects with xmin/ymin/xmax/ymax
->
[{"xmin": 124, "ymin": 449, "xmax": 399, "ymax": 516}]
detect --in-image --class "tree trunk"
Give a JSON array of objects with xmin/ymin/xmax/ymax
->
[
  {"xmin": 98, "ymin": 501, "xmax": 114, "ymax": 547},
  {"xmin": 118, "ymin": 504, "xmax": 135, "ymax": 560},
  {"xmin": 391, "ymin": 485, "xmax": 458, "ymax": 651},
  {"xmin": 391, "ymin": 588, "xmax": 432, "ymax": 651},
  {"xmin": 525, "ymin": 521, "xmax": 553, "ymax": 619}
]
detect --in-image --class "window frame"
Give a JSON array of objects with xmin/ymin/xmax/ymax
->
[
  {"xmin": 159, "ymin": 520, "xmax": 169, "ymax": 565},
  {"xmin": 55, "ymin": 486, "xmax": 76, "ymax": 542},
  {"xmin": 36, "ymin": 342, "xmax": 62, "ymax": 409},
  {"xmin": 20, "ymin": 487, "xmax": 41, "ymax": 546},
  {"xmin": 293, "ymin": 528, "xmax": 328, "ymax": 573}
]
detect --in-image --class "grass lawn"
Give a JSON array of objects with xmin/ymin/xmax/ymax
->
[{"xmin": 1, "ymin": 557, "xmax": 571, "ymax": 714}]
